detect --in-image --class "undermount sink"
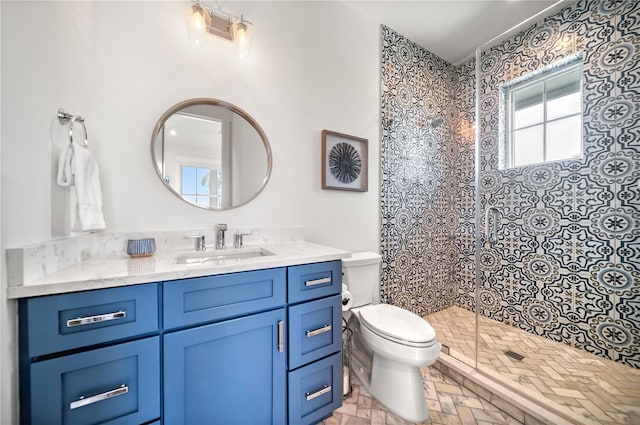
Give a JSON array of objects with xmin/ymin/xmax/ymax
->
[{"xmin": 174, "ymin": 248, "xmax": 275, "ymax": 265}]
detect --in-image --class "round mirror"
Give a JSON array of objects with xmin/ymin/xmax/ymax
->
[{"xmin": 151, "ymin": 98, "xmax": 272, "ymax": 210}]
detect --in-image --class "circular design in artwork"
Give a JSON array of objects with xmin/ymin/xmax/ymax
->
[
  {"xmin": 523, "ymin": 208, "xmax": 561, "ymax": 236},
  {"xmin": 591, "ymin": 262, "xmax": 635, "ymax": 292},
  {"xmin": 522, "ymin": 254, "xmax": 560, "ymax": 283},
  {"xmin": 597, "ymin": 322, "xmax": 632, "ymax": 347},
  {"xmin": 329, "ymin": 142, "xmax": 361, "ymax": 184}
]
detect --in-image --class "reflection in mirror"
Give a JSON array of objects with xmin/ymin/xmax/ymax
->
[{"xmin": 152, "ymin": 99, "xmax": 272, "ymax": 210}]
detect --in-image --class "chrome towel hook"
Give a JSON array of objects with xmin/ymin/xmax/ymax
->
[{"xmin": 57, "ymin": 108, "xmax": 88, "ymax": 148}]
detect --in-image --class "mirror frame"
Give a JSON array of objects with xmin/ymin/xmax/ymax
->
[{"xmin": 151, "ymin": 98, "xmax": 272, "ymax": 210}]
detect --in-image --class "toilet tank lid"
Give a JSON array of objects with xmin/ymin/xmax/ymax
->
[{"xmin": 343, "ymin": 252, "xmax": 382, "ymax": 266}]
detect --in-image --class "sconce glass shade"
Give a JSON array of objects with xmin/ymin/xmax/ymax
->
[
  {"xmin": 187, "ymin": 4, "xmax": 210, "ymax": 46},
  {"xmin": 233, "ymin": 21, "xmax": 253, "ymax": 59}
]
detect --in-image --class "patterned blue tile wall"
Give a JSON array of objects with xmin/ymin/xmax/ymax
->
[{"xmin": 380, "ymin": 0, "xmax": 640, "ymax": 367}]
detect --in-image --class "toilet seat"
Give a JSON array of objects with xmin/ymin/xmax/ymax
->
[{"xmin": 358, "ymin": 304, "xmax": 437, "ymax": 348}]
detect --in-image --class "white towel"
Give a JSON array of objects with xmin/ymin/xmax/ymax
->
[{"xmin": 56, "ymin": 142, "xmax": 106, "ymax": 231}]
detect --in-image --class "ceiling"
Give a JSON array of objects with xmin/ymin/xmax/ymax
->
[{"xmin": 344, "ymin": 1, "xmax": 567, "ymax": 65}]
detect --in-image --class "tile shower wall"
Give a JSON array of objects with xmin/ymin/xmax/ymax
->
[
  {"xmin": 380, "ymin": 26, "xmax": 462, "ymax": 315},
  {"xmin": 380, "ymin": 0, "xmax": 640, "ymax": 367}
]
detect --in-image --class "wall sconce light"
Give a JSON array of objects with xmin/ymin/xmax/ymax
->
[{"xmin": 187, "ymin": 1, "xmax": 253, "ymax": 58}]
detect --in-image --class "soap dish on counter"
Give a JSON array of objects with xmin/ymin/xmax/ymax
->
[{"xmin": 126, "ymin": 238, "xmax": 156, "ymax": 258}]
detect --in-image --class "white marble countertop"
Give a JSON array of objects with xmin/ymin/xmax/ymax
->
[{"xmin": 8, "ymin": 240, "xmax": 351, "ymax": 299}]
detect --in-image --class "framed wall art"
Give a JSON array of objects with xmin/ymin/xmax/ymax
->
[{"xmin": 321, "ymin": 130, "xmax": 368, "ymax": 192}]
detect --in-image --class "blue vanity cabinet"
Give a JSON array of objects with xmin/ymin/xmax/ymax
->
[
  {"xmin": 29, "ymin": 337, "xmax": 160, "ymax": 425},
  {"xmin": 287, "ymin": 261, "xmax": 343, "ymax": 425},
  {"xmin": 19, "ymin": 260, "xmax": 344, "ymax": 425},
  {"xmin": 18, "ymin": 284, "xmax": 161, "ymax": 425},
  {"xmin": 163, "ymin": 308, "xmax": 287, "ymax": 424},
  {"xmin": 162, "ymin": 267, "xmax": 288, "ymax": 424}
]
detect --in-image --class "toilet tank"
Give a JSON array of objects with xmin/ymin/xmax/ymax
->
[{"xmin": 342, "ymin": 252, "xmax": 382, "ymax": 307}]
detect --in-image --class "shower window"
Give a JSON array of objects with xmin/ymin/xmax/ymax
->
[{"xmin": 502, "ymin": 59, "xmax": 583, "ymax": 168}]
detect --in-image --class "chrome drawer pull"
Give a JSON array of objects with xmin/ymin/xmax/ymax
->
[
  {"xmin": 278, "ymin": 321, "xmax": 284, "ymax": 353},
  {"xmin": 66, "ymin": 311, "xmax": 126, "ymax": 328},
  {"xmin": 306, "ymin": 324, "xmax": 332, "ymax": 337},
  {"xmin": 306, "ymin": 385, "xmax": 331, "ymax": 401},
  {"xmin": 69, "ymin": 384, "xmax": 128, "ymax": 410},
  {"xmin": 304, "ymin": 277, "xmax": 331, "ymax": 287}
]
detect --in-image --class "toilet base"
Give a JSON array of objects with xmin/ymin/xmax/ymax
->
[{"xmin": 369, "ymin": 355, "xmax": 429, "ymax": 422}]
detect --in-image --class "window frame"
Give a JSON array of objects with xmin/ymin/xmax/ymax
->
[{"xmin": 499, "ymin": 53, "xmax": 584, "ymax": 169}]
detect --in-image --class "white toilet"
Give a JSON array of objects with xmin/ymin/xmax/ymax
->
[{"xmin": 343, "ymin": 252, "xmax": 440, "ymax": 422}]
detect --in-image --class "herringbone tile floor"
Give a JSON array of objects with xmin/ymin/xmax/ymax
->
[
  {"xmin": 322, "ymin": 366, "xmax": 520, "ymax": 425},
  {"xmin": 425, "ymin": 306, "xmax": 640, "ymax": 425}
]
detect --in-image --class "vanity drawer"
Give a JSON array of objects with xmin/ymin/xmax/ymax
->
[
  {"xmin": 288, "ymin": 352, "xmax": 342, "ymax": 425},
  {"xmin": 22, "ymin": 284, "xmax": 159, "ymax": 358},
  {"xmin": 163, "ymin": 267, "xmax": 286, "ymax": 330},
  {"xmin": 287, "ymin": 261, "xmax": 342, "ymax": 304},
  {"xmin": 288, "ymin": 294, "xmax": 342, "ymax": 369},
  {"xmin": 30, "ymin": 336, "xmax": 160, "ymax": 425}
]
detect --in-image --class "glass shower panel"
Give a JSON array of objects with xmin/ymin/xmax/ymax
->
[{"xmin": 473, "ymin": 0, "xmax": 639, "ymax": 417}]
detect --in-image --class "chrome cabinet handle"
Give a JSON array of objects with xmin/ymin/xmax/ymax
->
[
  {"xmin": 305, "ymin": 277, "xmax": 331, "ymax": 287},
  {"xmin": 306, "ymin": 385, "xmax": 331, "ymax": 401},
  {"xmin": 66, "ymin": 310, "xmax": 126, "ymax": 328},
  {"xmin": 306, "ymin": 324, "xmax": 332, "ymax": 337},
  {"xmin": 69, "ymin": 385, "xmax": 128, "ymax": 410},
  {"xmin": 278, "ymin": 321, "xmax": 284, "ymax": 353}
]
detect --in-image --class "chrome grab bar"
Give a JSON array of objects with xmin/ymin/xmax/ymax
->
[
  {"xmin": 69, "ymin": 385, "xmax": 128, "ymax": 410},
  {"xmin": 484, "ymin": 206, "xmax": 498, "ymax": 245},
  {"xmin": 66, "ymin": 311, "xmax": 126, "ymax": 328},
  {"xmin": 306, "ymin": 385, "xmax": 331, "ymax": 401},
  {"xmin": 305, "ymin": 277, "xmax": 331, "ymax": 287},
  {"xmin": 306, "ymin": 324, "xmax": 332, "ymax": 337}
]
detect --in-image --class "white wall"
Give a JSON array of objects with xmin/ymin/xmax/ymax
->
[{"xmin": 1, "ymin": 1, "xmax": 380, "ymax": 422}]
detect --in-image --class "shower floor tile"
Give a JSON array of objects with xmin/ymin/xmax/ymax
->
[
  {"xmin": 321, "ymin": 366, "xmax": 519, "ymax": 425},
  {"xmin": 424, "ymin": 306, "xmax": 640, "ymax": 425}
]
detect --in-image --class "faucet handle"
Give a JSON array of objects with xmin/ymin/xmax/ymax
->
[
  {"xmin": 216, "ymin": 223, "xmax": 228, "ymax": 231},
  {"xmin": 185, "ymin": 233, "xmax": 206, "ymax": 251},
  {"xmin": 233, "ymin": 232, "xmax": 252, "ymax": 249}
]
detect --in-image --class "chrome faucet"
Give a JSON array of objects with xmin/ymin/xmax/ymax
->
[{"xmin": 215, "ymin": 224, "xmax": 227, "ymax": 250}]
